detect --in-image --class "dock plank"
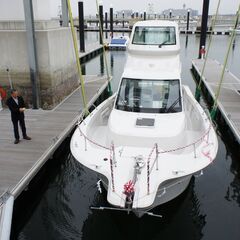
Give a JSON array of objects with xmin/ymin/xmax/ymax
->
[
  {"xmin": 192, "ymin": 58, "xmax": 240, "ymax": 142},
  {"xmin": 0, "ymin": 75, "xmax": 108, "ymax": 198}
]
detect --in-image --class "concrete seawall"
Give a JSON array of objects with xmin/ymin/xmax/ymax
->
[{"xmin": 0, "ymin": 20, "xmax": 80, "ymax": 109}]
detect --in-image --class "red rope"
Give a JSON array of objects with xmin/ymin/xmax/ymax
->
[
  {"xmin": 157, "ymin": 125, "xmax": 212, "ymax": 154},
  {"xmin": 77, "ymin": 124, "xmax": 212, "ymax": 155},
  {"xmin": 201, "ymin": 135, "xmax": 214, "ymax": 163},
  {"xmin": 78, "ymin": 126, "xmax": 111, "ymax": 150},
  {"xmin": 110, "ymin": 143, "xmax": 115, "ymax": 192},
  {"xmin": 147, "ymin": 145, "xmax": 156, "ymax": 195}
]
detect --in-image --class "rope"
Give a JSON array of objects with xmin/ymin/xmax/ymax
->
[
  {"xmin": 77, "ymin": 123, "xmax": 212, "ymax": 157},
  {"xmin": 66, "ymin": 0, "xmax": 89, "ymax": 115},
  {"xmin": 195, "ymin": 0, "xmax": 221, "ymax": 101},
  {"xmin": 201, "ymin": 136, "xmax": 214, "ymax": 163},
  {"xmin": 157, "ymin": 124, "xmax": 212, "ymax": 154},
  {"xmin": 95, "ymin": 0, "xmax": 113, "ymax": 95},
  {"xmin": 210, "ymin": 4, "xmax": 240, "ymax": 120},
  {"xmin": 110, "ymin": 144, "xmax": 115, "ymax": 192},
  {"xmin": 147, "ymin": 145, "xmax": 156, "ymax": 195},
  {"xmin": 77, "ymin": 125, "xmax": 111, "ymax": 150}
]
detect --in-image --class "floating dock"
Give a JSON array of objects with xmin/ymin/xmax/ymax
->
[
  {"xmin": 191, "ymin": 58, "xmax": 240, "ymax": 143},
  {"xmin": 79, "ymin": 42, "xmax": 104, "ymax": 63},
  {"xmin": 0, "ymin": 75, "xmax": 108, "ymax": 239}
]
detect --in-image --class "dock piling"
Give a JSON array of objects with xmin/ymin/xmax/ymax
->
[
  {"xmin": 99, "ymin": 4, "xmax": 103, "ymax": 44},
  {"xmin": 78, "ymin": 1, "xmax": 85, "ymax": 52},
  {"xmin": 187, "ymin": 9, "xmax": 190, "ymax": 32},
  {"xmin": 23, "ymin": 0, "xmax": 40, "ymax": 109},
  {"xmin": 144, "ymin": 12, "xmax": 146, "ymax": 20},
  {"xmin": 199, "ymin": 0, "xmax": 210, "ymax": 59},
  {"xmin": 61, "ymin": 0, "xmax": 69, "ymax": 27},
  {"xmin": 105, "ymin": 12, "xmax": 108, "ymax": 39},
  {"xmin": 110, "ymin": 7, "xmax": 113, "ymax": 38}
]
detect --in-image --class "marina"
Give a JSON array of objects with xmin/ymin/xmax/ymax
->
[
  {"xmin": 0, "ymin": 0, "xmax": 240, "ymax": 239},
  {"xmin": 7, "ymin": 35, "xmax": 240, "ymax": 240},
  {"xmin": 10, "ymin": 37, "xmax": 240, "ymax": 239}
]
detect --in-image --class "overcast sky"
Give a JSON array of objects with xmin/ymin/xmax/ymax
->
[{"xmin": 55, "ymin": 0, "xmax": 239, "ymax": 16}]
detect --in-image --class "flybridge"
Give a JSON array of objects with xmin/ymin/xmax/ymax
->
[
  {"xmin": 124, "ymin": 21, "xmax": 181, "ymax": 79},
  {"xmin": 128, "ymin": 20, "xmax": 180, "ymax": 55}
]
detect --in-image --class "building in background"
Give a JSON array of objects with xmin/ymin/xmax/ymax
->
[
  {"xmin": 115, "ymin": 10, "xmax": 133, "ymax": 18},
  {"xmin": 162, "ymin": 6, "xmax": 198, "ymax": 18}
]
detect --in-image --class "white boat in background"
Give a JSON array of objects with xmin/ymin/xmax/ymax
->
[
  {"xmin": 108, "ymin": 35, "xmax": 129, "ymax": 49},
  {"xmin": 71, "ymin": 20, "xmax": 218, "ymax": 217}
]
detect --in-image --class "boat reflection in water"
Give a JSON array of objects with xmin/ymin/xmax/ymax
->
[{"xmin": 81, "ymin": 178, "xmax": 206, "ymax": 240}]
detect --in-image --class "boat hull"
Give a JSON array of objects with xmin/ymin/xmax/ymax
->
[{"xmin": 98, "ymin": 171, "xmax": 191, "ymax": 217}]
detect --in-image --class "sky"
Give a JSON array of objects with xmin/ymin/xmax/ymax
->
[{"xmin": 53, "ymin": 0, "xmax": 240, "ymax": 17}]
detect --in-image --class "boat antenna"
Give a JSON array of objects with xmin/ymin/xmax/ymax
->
[
  {"xmin": 195, "ymin": 0, "xmax": 221, "ymax": 101},
  {"xmin": 66, "ymin": 0, "xmax": 89, "ymax": 115},
  {"xmin": 210, "ymin": 3, "xmax": 240, "ymax": 120},
  {"xmin": 96, "ymin": 0, "xmax": 113, "ymax": 95}
]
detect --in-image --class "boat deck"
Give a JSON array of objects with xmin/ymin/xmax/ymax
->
[{"xmin": 192, "ymin": 58, "xmax": 240, "ymax": 143}]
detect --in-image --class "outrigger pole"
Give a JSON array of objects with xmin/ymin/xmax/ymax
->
[{"xmin": 90, "ymin": 206, "xmax": 163, "ymax": 218}]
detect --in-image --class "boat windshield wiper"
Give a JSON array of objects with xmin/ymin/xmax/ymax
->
[
  {"xmin": 165, "ymin": 97, "xmax": 180, "ymax": 113},
  {"xmin": 158, "ymin": 40, "xmax": 169, "ymax": 48}
]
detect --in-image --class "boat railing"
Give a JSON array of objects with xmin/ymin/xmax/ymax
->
[
  {"xmin": 147, "ymin": 123, "xmax": 213, "ymax": 195},
  {"xmin": 77, "ymin": 122, "xmax": 213, "ymax": 196}
]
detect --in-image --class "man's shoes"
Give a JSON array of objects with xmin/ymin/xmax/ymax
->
[
  {"xmin": 23, "ymin": 136, "xmax": 31, "ymax": 140},
  {"xmin": 14, "ymin": 139, "xmax": 20, "ymax": 144}
]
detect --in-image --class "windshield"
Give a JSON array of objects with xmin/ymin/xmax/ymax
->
[
  {"xmin": 132, "ymin": 26, "xmax": 176, "ymax": 45},
  {"xmin": 115, "ymin": 78, "xmax": 182, "ymax": 113}
]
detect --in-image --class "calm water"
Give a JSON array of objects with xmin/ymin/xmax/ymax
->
[{"xmin": 12, "ymin": 33, "xmax": 240, "ymax": 240}]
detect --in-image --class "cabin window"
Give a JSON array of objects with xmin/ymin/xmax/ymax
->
[
  {"xmin": 132, "ymin": 26, "xmax": 176, "ymax": 46},
  {"xmin": 116, "ymin": 78, "xmax": 182, "ymax": 113}
]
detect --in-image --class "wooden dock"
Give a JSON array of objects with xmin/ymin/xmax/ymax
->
[
  {"xmin": 0, "ymin": 75, "xmax": 108, "ymax": 198},
  {"xmin": 0, "ymin": 75, "xmax": 108, "ymax": 239},
  {"xmin": 79, "ymin": 42, "xmax": 104, "ymax": 63},
  {"xmin": 192, "ymin": 58, "xmax": 240, "ymax": 143}
]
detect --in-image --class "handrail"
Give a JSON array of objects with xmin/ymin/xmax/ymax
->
[
  {"xmin": 77, "ymin": 122, "xmax": 212, "ymax": 197},
  {"xmin": 147, "ymin": 124, "xmax": 212, "ymax": 195}
]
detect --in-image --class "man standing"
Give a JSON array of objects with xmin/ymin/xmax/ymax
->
[{"xmin": 6, "ymin": 89, "xmax": 31, "ymax": 144}]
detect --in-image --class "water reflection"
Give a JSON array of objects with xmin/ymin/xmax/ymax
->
[
  {"xmin": 100, "ymin": 54, "xmax": 104, "ymax": 74},
  {"xmin": 81, "ymin": 178, "xmax": 206, "ymax": 240},
  {"xmin": 82, "ymin": 64, "xmax": 86, "ymax": 75},
  {"xmin": 110, "ymin": 52, "xmax": 114, "ymax": 71},
  {"xmin": 185, "ymin": 35, "xmax": 189, "ymax": 49},
  {"xmin": 224, "ymin": 144, "xmax": 240, "ymax": 206}
]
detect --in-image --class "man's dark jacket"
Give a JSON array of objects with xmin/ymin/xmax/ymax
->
[{"xmin": 6, "ymin": 96, "xmax": 25, "ymax": 121}]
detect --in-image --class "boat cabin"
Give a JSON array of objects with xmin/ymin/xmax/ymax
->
[
  {"xmin": 128, "ymin": 20, "xmax": 180, "ymax": 55},
  {"xmin": 115, "ymin": 78, "xmax": 182, "ymax": 113}
]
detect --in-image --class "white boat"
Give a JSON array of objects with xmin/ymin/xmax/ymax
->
[
  {"xmin": 71, "ymin": 20, "xmax": 218, "ymax": 217},
  {"xmin": 108, "ymin": 36, "xmax": 129, "ymax": 49}
]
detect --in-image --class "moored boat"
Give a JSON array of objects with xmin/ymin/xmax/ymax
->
[{"xmin": 70, "ymin": 20, "xmax": 218, "ymax": 217}]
